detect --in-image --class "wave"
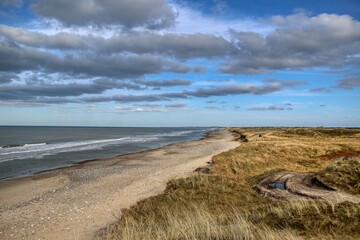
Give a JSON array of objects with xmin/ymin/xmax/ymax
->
[
  {"xmin": 1, "ymin": 143, "xmax": 47, "ymax": 149},
  {"xmin": 154, "ymin": 129, "xmax": 207, "ymax": 137},
  {"xmin": 0, "ymin": 137, "xmax": 134, "ymax": 163},
  {"xmin": 0, "ymin": 129, "xmax": 211, "ymax": 163}
]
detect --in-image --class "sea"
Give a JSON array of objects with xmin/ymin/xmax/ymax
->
[{"xmin": 0, "ymin": 126, "xmax": 215, "ymax": 180}]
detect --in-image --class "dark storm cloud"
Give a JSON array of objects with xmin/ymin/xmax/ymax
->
[
  {"xmin": 222, "ymin": 13, "xmax": 360, "ymax": 74},
  {"xmin": 32, "ymin": 0, "xmax": 175, "ymax": 29},
  {"xmin": 334, "ymin": 76, "xmax": 360, "ymax": 90}
]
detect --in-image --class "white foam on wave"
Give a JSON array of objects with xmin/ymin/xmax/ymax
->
[
  {"xmin": 23, "ymin": 143, "xmax": 47, "ymax": 147},
  {"xmin": 154, "ymin": 129, "xmax": 206, "ymax": 137},
  {"xmin": 0, "ymin": 129, "xmax": 211, "ymax": 163},
  {"xmin": 0, "ymin": 137, "xmax": 142, "ymax": 163}
]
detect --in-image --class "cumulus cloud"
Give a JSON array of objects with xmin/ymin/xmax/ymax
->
[
  {"xmin": 222, "ymin": 13, "xmax": 360, "ymax": 74},
  {"xmin": 2, "ymin": 6, "xmax": 359, "ymax": 111},
  {"xmin": 31, "ymin": 0, "xmax": 175, "ymax": 29},
  {"xmin": 0, "ymin": 27, "xmax": 234, "ymax": 59},
  {"xmin": 1, "ymin": 12, "xmax": 359, "ymax": 90}
]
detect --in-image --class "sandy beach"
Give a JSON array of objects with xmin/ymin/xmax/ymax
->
[{"xmin": 0, "ymin": 129, "xmax": 238, "ymax": 240}]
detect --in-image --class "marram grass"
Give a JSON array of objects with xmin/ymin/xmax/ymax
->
[{"xmin": 100, "ymin": 128, "xmax": 360, "ymax": 240}]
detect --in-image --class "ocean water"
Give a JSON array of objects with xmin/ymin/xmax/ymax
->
[{"xmin": 0, "ymin": 126, "xmax": 214, "ymax": 180}]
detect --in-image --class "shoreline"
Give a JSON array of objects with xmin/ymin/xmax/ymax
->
[
  {"xmin": 0, "ymin": 128, "xmax": 239, "ymax": 240},
  {"xmin": 0, "ymin": 128, "xmax": 216, "ymax": 183}
]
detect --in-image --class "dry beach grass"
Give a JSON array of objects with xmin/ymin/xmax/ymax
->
[{"xmin": 102, "ymin": 127, "xmax": 360, "ymax": 240}]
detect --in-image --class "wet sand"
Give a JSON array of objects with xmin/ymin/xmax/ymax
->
[{"xmin": 0, "ymin": 129, "xmax": 238, "ymax": 240}]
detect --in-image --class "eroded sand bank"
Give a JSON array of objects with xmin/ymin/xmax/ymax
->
[{"xmin": 0, "ymin": 129, "xmax": 238, "ymax": 240}]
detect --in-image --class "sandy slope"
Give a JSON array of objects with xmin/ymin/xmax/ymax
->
[{"xmin": 0, "ymin": 129, "xmax": 238, "ymax": 240}]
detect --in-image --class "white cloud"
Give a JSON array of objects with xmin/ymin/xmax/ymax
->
[
  {"xmin": 165, "ymin": 3, "xmax": 273, "ymax": 38},
  {"xmin": 114, "ymin": 105, "xmax": 165, "ymax": 113}
]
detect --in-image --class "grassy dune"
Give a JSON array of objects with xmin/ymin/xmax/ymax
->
[{"xmin": 101, "ymin": 128, "xmax": 360, "ymax": 240}]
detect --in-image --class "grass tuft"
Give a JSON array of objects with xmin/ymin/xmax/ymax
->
[{"xmin": 317, "ymin": 157, "xmax": 360, "ymax": 195}]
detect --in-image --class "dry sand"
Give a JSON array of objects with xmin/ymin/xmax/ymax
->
[{"xmin": 0, "ymin": 129, "xmax": 238, "ymax": 240}]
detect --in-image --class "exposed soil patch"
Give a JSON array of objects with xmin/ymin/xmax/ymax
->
[{"xmin": 253, "ymin": 171, "xmax": 360, "ymax": 203}]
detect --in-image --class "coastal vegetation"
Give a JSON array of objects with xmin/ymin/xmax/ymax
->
[{"xmin": 101, "ymin": 128, "xmax": 360, "ymax": 240}]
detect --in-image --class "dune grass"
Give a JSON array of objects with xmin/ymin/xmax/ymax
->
[
  {"xmin": 317, "ymin": 156, "xmax": 360, "ymax": 195},
  {"xmin": 101, "ymin": 128, "xmax": 360, "ymax": 240}
]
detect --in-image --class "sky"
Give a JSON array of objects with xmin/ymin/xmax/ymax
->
[{"xmin": 0, "ymin": 0, "xmax": 359, "ymax": 127}]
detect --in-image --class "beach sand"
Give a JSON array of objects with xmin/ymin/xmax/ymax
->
[{"xmin": 0, "ymin": 129, "xmax": 238, "ymax": 240}]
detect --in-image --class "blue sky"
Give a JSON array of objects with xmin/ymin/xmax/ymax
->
[{"xmin": 0, "ymin": 0, "xmax": 359, "ymax": 127}]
